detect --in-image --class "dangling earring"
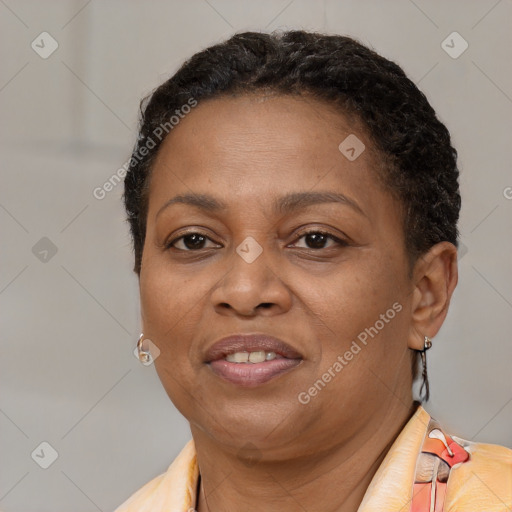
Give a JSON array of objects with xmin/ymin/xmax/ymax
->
[
  {"xmin": 419, "ymin": 335, "xmax": 432, "ymax": 402},
  {"xmin": 137, "ymin": 333, "xmax": 152, "ymax": 364}
]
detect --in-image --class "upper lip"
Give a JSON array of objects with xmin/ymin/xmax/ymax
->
[{"xmin": 204, "ymin": 334, "xmax": 303, "ymax": 362}]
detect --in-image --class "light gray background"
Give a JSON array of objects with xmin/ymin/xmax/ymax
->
[{"xmin": 1, "ymin": 1, "xmax": 511, "ymax": 510}]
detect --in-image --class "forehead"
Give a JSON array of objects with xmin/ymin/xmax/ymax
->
[
  {"xmin": 146, "ymin": 94, "xmax": 393, "ymax": 220},
  {"xmin": 154, "ymin": 93, "xmax": 365, "ymax": 164}
]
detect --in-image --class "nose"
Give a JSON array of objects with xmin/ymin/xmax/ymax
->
[{"xmin": 210, "ymin": 241, "xmax": 292, "ymax": 317}]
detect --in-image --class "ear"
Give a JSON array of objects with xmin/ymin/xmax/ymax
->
[{"xmin": 407, "ymin": 242, "xmax": 458, "ymax": 350}]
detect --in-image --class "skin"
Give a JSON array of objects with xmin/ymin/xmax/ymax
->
[{"xmin": 138, "ymin": 94, "xmax": 458, "ymax": 512}]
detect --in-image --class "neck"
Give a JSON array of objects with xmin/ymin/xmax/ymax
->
[{"xmin": 193, "ymin": 399, "xmax": 419, "ymax": 512}]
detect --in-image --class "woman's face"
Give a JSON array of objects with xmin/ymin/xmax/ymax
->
[{"xmin": 139, "ymin": 94, "xmax": 416, "ymax": 458}]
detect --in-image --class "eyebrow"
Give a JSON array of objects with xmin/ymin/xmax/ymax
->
[{"xmin": 156, "ymin": 191, "xmax": 366, "ymax": 219}]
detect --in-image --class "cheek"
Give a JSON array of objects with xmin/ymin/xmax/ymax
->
[
  {"xmin": 306, "ymin": 252, "xmax": 408, "ymax": 367},
  {"xmin": 304, "ymin": 258, "xmax": 396, "ymax": 326},
  {"xmin": 139, "ymin": 261, "xmax": 190, "ymax": 358},
  {"xmin": 140, "ymin": 253, "xmax": 193, "ymax": 320},
  {"xmin": 139, "ymin": 255, "xmax": 216, "ymax": 368},
  {"xmin": 139, "ymin": 265, "xmax": 204, "ymax": 410}
]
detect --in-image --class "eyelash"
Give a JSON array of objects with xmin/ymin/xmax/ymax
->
[{"xmin": 165, "ymin": 228, "xmax": 349, "ymax": 252}]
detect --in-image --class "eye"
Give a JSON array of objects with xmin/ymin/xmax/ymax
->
[
  {"xmin": 166, "ymin": 231, "xmax": 220, "ymax": 251},
  {"xmin": 290, "ymin": 229, "xmax": 349, "ymax": 250},
  {"xmin": 165, "ymin": 228, "xmax": 349, "ymax": 252}
]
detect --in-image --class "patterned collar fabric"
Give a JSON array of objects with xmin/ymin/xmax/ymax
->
[{"xmin": 114, "ymin": 404, "xmax": 512, "ymax": 511}]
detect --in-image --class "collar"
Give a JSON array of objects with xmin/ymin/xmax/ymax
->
[{"xmin": 115, "ymin": 405, "xmax": 431, "ymax": 511}]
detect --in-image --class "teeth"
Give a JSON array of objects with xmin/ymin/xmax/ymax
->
[
  {"xmin": 265, "ymin": 351, "xmax": 277, "ymax": 361},
  {"xmin": 249, "ymin": 351, "xmax": 266, "ymax": 363},
  {"xmin": 226, "ymin": 352, "xmax": 249, "ymax": 363},
  {"xmin": 225, "ymin": 351, "xmax": 278, "ymax": 363}
]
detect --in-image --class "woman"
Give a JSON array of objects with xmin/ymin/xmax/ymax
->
[{"xmin": 115, "ymin": 30, "xmax": 511, "ymax": 511}]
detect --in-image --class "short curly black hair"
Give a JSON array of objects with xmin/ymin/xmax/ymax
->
[{"xmin": 123, "ymin": 30, "xmax": 461, "ymax": 396}]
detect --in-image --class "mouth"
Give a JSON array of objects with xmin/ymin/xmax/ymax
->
[{"xmin": 204, "ymin": 334, "xmax": 303, "ymax": 387}]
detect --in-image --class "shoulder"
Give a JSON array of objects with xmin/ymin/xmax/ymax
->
[
  {"xmin": 113, "ymin": 439, "xmax": 198, "ymax": 512},
  {"xmin": 445, "ymin": 435, "xmax": 512, "ymax": 509},
  {"xmin": 113, "ymin": 472, "xmax": 167, "ymax": 511},
  {"xmin": 411, "ymin": 406, "xmax": 512, "ymax": 511}
]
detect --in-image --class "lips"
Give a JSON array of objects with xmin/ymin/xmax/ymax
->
[
  {"xmin": 204, "ymin": 334, "xmax": 303, "ymax": 387},
  {"xmin": 204, "ymin": 334, "xmax": 303, "ymax": 362}
]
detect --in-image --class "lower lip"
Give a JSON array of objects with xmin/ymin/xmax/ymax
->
[{"xmin": 208, "ymin": 358, "xmax": 302, "ymax": 387}]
